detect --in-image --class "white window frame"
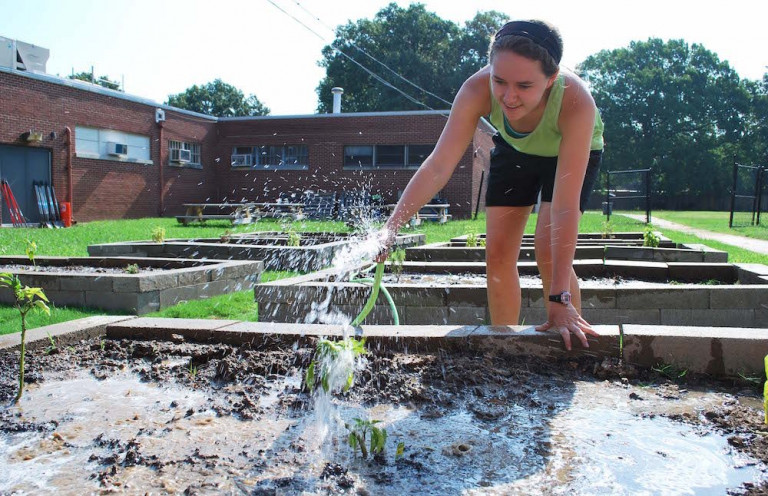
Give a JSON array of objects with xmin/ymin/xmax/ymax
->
[
  {"xmin": 169, "ymin": 140, "xmax": 202, "ymax": 167},
  {"xmin": 74, "ymin": 126, "xmax": 152, "ymax": 164}
]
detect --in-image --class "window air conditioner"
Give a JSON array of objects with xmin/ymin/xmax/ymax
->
[
  {"xmin": 172, "ymin": 148, "xmax": 192, "ymax": 163},
  {"xmin": 107, "ymin": 142, "xmax": 128, "ymax": 156},
  {"xmin": 231, "ymin": 154, "xmax": 253, "ymax": 167}
]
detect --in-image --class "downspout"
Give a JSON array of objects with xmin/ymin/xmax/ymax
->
[
  {"xmin": 64, "ymin": 126, "xmax": 73, "ymax": 204},
  {"xmin": 158, "ymin": 120, "xmax": 164, "ymax": 216}
]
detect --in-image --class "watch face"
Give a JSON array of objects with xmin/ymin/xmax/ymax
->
[{"xmin": 561, "ymin": 291, "xmax": 571, "ymax": 305}]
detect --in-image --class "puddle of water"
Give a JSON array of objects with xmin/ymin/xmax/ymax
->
[{"xmin": 1, "ymin": 372, "xmax": 764, "ymax": 494}]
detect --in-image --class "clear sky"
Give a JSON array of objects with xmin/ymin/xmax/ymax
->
[{"xmin": 2, "ymin": 0, "xmax": 766, "ymax": 115}]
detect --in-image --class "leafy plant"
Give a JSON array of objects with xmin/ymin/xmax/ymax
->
[
  {"xmin": 601, "ymin": 220, "xmax": 615, "ymax": 239},
  {"xmin": 479, "ymin": 237, "xmax": 486, "ymax": 247},
  {"xmin": 287, "ymin": 230, "xmax": 301, "ymax": 247},
  {"xmin": 465, "ymin": 231, "xmax": 478, "ymax": 247},
  {"xmin": 305, "ymin": 337, "xmax": 367, "ymax": 393},
  {"xmin": 345, "ymin": 417, "xmax": 387, "ymax": 459},
  {"xmin": 388, "ymin": 248, "xmax": 406, "ymax": 282},
  {"xmin": 395, "ymin": 441, "xmax": 406, "ymax": 459},
  {"xmin": 652, "ymin": 362, "xmax": 688, "ymax": 381},
  {"xmin": 151, "ymin": 226, "xmax": 166, "ymax": 243},
  {"xmin": 643, "ymin": 227, "xmax": 661, "ymax": 247},
  {"xmin": 0, "ymin": 273, "xmax": 51, "ymax": 404},
  {"xmin": 124, "ymin": 263, "xmax": 139, "ymax": 274},
  {"xmin": 44, "ymin": 332, "xmax": 58, "ymax": 355},
  {"xmin": 189, "ymin": 363, "xmax": 198, "ymax": 379},
  {"xmin": 25, "ymin": 239, "xmax": 37, "ymax": 270}
]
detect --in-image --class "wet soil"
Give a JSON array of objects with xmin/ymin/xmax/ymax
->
[
  {"xmin": 381, "ymin": 273, "xmax": 724, "ymax": 287},
  {"xmin": 0, "ymin": 263, "xmax": 165, "ymax": 275},
  {"xmin": 1, "ymin": 336, "xmax": 766, "ymax": 495}
]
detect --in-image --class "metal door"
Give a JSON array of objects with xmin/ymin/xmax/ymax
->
[{"xmin": 0, "ymin": 144, "xmax": 51, "ymax": 225}]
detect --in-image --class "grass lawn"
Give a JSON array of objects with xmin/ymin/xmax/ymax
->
[
  {"xmin": 1, "ymin": 210, "xmax": 749, "ymax": 331},
  {"xmin": 652, "ymin": 210, "xmax": 768, "ymax": 241}
]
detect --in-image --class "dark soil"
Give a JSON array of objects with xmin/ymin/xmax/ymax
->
[
  {"xmin": 0, "ymin": 263, "xmax": 166, "ymax": 275},
  {"xmin": 1, "ymin": 336, "xmax": 766, "ymax": 494}
]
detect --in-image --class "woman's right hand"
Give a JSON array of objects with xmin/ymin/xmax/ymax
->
[{"xmin": 373, "ymin": 226, "xmax": 397, "ymax": 263}]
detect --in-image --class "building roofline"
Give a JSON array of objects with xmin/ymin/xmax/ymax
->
[
  {"xmin": 218, "ymin": 109, "xmax": 451, "ymax": 121},
  {"xmin": 0, "ymin": 66, "xmax": 218, "ymax": 122}
]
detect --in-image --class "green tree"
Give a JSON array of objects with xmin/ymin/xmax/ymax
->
[
  {"xmin": 166, "ymin": 79, "xmax": 270, "ymax": 117},
  {"xmin": 578, "ymin": 39, "xmax": 752, "ymax": 209},
  {"xmin": 315, "ymin": 3, "xmax": 506, "ymax": 112},
  {"xmin": 68, "ymin": 70, "xmax": 121, "ymax": 90}
]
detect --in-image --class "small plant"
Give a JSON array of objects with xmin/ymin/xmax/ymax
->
[
  {"xmin": 124, "ymin": 263, "xmax": 139, "ymax": 274},
  {"xmin": 388, "ymin": 248, "xmax": 406, "ymax": 282},
  {"xmin": 100, "ymin": 338, "xmax": 106, "ymax": 351},
  {"xmin": 479, "ymin": 237, "xmax": 486, "ymax": 247},
  {"xmin": 601, "ymin": 220, "xmax": 614, "ymax": 239},
  {"xmin": 652, "ymin": 362, "xmax": 688, "ymax": 381},
  {"xmin": 221, "ymin": 229, "xmax": 234, "ymax": 243},
  {"xmin": 0, "ymin": 272, "xmax": 51, "ymax": 404},
  {"xmin": 465, "ymin": 231, "xmax": 478, "ymax": 247},
  {"xmin": 345, "ymin": 417, "xmax": 387, "ymax": 459},
  {"xmin": 151, "ymin": 226, "xmax": 166, "ymax": 243},
  {"xmin": 44, "ymin": 332, "xmax": 58, "ymax": 355},
  {"xmin": 287, "ymin": 229, "xmax": 301, "ymax": 247},
  {"xmin": 305, "ymin": 337, "xmax": 367, "ymax": 393},
  {"xmin": 189, "ymin": 363, "xmax": 198, "ymax": 379},
  {"xmin": 395, "ymin": 441, "xmax": 406, "ymax": 459},
  {"xmin": 643, "ymin": 227, "xmax": 660, "ymax": 248},
  {"xmin": 25, "ymin": 239, "xmax": 37, "ymax": 270},
  {"xmin": 763, "ymin": 354, "xmax": 767, "ymax": 424}
]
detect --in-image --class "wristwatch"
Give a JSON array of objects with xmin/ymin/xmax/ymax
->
[{"xmin": 549, "ymin": 291, "xmax": 572, "ymax": 305}]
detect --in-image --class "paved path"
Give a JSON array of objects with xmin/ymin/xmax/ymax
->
[{"xmin": 622, "ymin": 214, "xmax": 768, "ymax": 255}]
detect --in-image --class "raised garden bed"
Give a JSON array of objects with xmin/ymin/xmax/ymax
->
[
  {"xmin": 0, "ymin": 319, "xmax": 765, "ymax": 494},
  {"xmin": 254, "ymin": 259, "xmax": 768, "ymax": 327},
  {"xmin": 408, "ymin": 232, "xmax": 728, "ymax": 263},
  {"xmin": 88, "ymin": 232, "xmax": 425, "ymax": 272},
  {"xmin": 0, "ymin": 256, "xmax": 262, "ymax": 315}
]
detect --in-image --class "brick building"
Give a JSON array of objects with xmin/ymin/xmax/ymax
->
[{"xmin": 0, "ymin": 66, "xmax": 492, "ymax": 224}]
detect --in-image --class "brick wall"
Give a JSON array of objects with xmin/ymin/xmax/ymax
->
[
  {"xmin": 0, "ymin": 71, "xmax": 217, "ymax": 222},
  {"xmin": 216, "ymin": 112, "xmax": 486, "ymax": 219},
  {"xmin": 1, "ymin": 70, "xmax": 491, "ymax": 221}
]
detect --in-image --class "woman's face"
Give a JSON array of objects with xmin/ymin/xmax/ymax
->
[{"xmin": 490, "ymin": 50, "xmax": 558, "ymax": 123}]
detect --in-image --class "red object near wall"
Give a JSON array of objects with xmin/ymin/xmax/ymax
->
[{"xmin": 60, "ymin": 201, "xmax": 72, "ymax": 227}]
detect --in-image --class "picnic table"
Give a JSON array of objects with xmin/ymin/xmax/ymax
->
[
  {"xmin": 176, "ymin": 202, "xmax": 304, "ymax": 225},
  {"xmin": 382, "ymin": 203, "xmax": 451, "ymax": 226}
]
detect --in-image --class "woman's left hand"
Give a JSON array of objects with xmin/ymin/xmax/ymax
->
[{"xmin": 535, "ymin": 303, "xmax": 599, "ymax": 350}]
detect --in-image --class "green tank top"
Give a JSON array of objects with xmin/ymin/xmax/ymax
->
[{"xmin": 489, "ymin": 74, "xmax": 604, "ymax": 157}]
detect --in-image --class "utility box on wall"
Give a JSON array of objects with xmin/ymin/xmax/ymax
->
[{"xmin": 0, "ymin": 36, "xmax": 49, "ymax": 73}]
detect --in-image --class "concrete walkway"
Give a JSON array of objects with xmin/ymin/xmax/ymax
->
[{"xmin": 623, "ymin": 214, "xmax": 768, "ymax": 255}]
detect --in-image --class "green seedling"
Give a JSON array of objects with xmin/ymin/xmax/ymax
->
[
  {"xmin": 124, "ymin": 263, "xmax": 139, "ymax": 274},
  {"xmin": 601, "ymin": 220, "xmax": 614, "ymax": 239},
  {"xmin": 45, "ymin": 332, "xmax": 58, "ymax": 355},
  {"xmin": 287, "ymin": 229, "xmax": 301, "ymax": 247},
  {"xmin": 465, "ymin": 232, "xmax": 478, "ymax": 247},
  {"xmin": 643, "ymin": 227, "xmax": 660, "ymax": 248},
  {"xmin": 479, "ymin": 237, "xmax": 486, "ymax": 247},
  {"xmin": 0, "ymin": 272, "xmax": 51, "ymax": 404},
  {"xmin": 305, "ymin": 337, "xmax": 367, "ymax": 393},
  {"xmin": 345, "ymin": 417, "xmax": 387, "ymax": 459},
  {"xmin": 389, "ymin": 248, "xmax": 406, "ymax": 282},
  {"xmin": 189, "ymin": 363, "xmax": 198, "ymax": 379},
  {"xmin": 151, "ymin": 226, "xmax": 166, "ymax": 243},
  {"xmin": 25, "ymin": 239, "xmax": 37, "ymax": 270},
  {"xmin": 763, "ymin": 354, "xmax": 767, "ymax": 424},
  {"xmin": 100, "ymin": 338, "xmax": 106, "ymax": 351},
  {"xmin": 652, "ymin": 362, "xmax": 688, "ymax": 381},
  {"xmin": 396, "ymin": 441, "xmax": 406, "ymax": 459}
]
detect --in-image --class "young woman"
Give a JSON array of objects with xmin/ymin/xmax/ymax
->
[{"xmin": 378, "ymin": 20, "xmax": 604, "ymax": 350}]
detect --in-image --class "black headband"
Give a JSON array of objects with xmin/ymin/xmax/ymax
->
[{"xmin": 494, "ymin": 21, "xmax": 562, "ymax": 64}]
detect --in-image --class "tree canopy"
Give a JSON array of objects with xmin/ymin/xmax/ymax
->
[
  {"xmin": 315, "ymin": 3, "xmax": 506, "ymax": 113},
  {"xmin": 578, "ymin": 39, "xmax": 756, "ymax": 209},
  {"xmin": 166, "ymin": 79, "xmax": 270, "ymax": 117},
  {"xmin": 69, "ymin": 71, "xmax": 121, "ymax": 91}
]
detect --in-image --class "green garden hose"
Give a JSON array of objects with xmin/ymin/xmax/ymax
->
[{"xmin": 350, "ymin": 262, "xmax": 399, "ymax": 326}]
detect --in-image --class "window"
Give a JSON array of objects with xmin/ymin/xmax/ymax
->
[
  {"xmin": 343, "ymin": 144, "xmax": 434, "ymax": 170},
  {"xmin": 75, "ymin": 126, "xmax": 151, "ymax": 164},
  {"xmin": 375, "ymin": 145, "xmax": 405, "ymax": 168},
  {"xmin": 232, "ymin": 144, "xmax": 309, "ymax": 170},
  {"xmin": 169, "ymin": 140, "xmax": 201, "ymax": 167},
  {"xmin": 407, "ymin": 144, "xmax": 434, "ymax": 167},
  {"xmin": 343, "ymin": 146, "xmax": 373, "ymax": 168}
]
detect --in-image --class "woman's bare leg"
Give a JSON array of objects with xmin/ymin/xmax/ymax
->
[{"xmin": 485, "ymin": 206, "xmax": 532, "ymax": 324}]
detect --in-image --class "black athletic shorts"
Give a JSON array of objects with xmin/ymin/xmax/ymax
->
[{"xmin": 485, "ymin": 133, "xmax": 602, "ymax": 212}]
